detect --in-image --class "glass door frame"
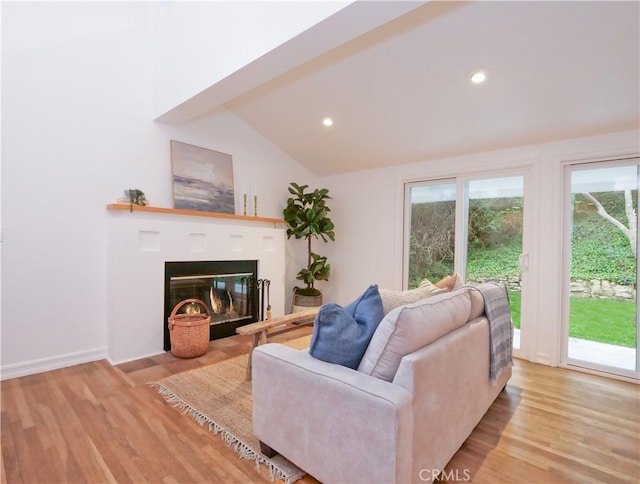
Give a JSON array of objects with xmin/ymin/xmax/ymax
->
[
  {"xmin": 561, "ymin": 157, "xmax": 640, "ymax": 380},
  {"xmin": 403, "ymin": 168, "xmax": 533, "ymax": 360}
]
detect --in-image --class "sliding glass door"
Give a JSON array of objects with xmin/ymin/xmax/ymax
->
[
  {"xmin": 466, "ymin": 177, "xmax": 524, "ymax": 350},
  {"xmin": 564, "ymin": 160, "xmax": 639, "ymax": 378},
  {"xmin": 405, "ymin": 173, "xmax": 527, "ymax": 353}
]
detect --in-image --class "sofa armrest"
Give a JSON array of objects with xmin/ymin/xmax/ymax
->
[{"xmin": 252, "ymin": 343, "xmax": 414, "ymax": 484}]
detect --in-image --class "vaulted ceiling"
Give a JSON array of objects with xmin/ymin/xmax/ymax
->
[{"xmin": 187, "ymin": 1, "xmax": 640, "ymax": 176}]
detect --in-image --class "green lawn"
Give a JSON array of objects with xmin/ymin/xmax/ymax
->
[
  {"xmin": 508, "ymin": 291, "xmax": 637, "ymax": 348},
  {"xmin": 508, "ymin": 291, "xmax": 521, "ymax": 329}
]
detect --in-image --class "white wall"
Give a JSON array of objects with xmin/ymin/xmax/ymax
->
[
  {"xmin": 2, "ymin": 1, "xmax": 159, "ymax": 377},
  {"xmin": 0, "ymin": 1, "xmax": 3, "ymax": 369},
  {"xmin": 1, "ymin": 2, "xmax": 315, "ymax": 379},
  {"xmin": 320, "ymin": 129, "xmax": 640, "ymax": 367}
]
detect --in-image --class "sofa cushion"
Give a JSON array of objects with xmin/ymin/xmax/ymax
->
[
  {"xmin": 358, "ymin": 288, "xmax": 473, "ymax": 382},
  {"xmin": 469, "ymin": 286, "xmax": 485, "ymax": 320},
  {"xmin": 309, "ymin": 284, "xmax": 384, "ymax": 369},
  {"xmin": 379, "ymin": 285, "xmax": 442, "ymax": 315}
]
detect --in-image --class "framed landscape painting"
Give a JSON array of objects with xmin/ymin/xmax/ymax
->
[{"xmin": 170, "ymin": 140, "xmax": 235, "ymax": 214}]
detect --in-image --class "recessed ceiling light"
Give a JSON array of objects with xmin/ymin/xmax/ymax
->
[
  {"xmin": 322, "ymin": 117, "xmax": 334, "ymax": 127},
  {"xmin": 470, "ymin": 69, "xmax": 488, "ymax": 84}
]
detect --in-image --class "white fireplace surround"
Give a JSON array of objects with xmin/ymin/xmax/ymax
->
[{"xmin": 107, "ymin": 211, "xmax": 285, "ymax": 364}]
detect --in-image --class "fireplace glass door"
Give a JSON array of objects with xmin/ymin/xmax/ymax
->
[
  {"xmin": 164, "ymin": 260, "xmax": 258, "ymax": 350},
  {"xmin": 169, "ymin": 273, "xmax": 254, "ymax": 323}
]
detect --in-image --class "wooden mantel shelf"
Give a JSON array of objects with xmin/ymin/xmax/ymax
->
[{"xmin": 106, "ymin": 204, "xmax": 284, "ymax": 225}]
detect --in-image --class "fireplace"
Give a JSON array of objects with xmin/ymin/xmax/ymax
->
[{"xmin": 164, "ymin": 260, "xmax": 258, "ymax": 351}]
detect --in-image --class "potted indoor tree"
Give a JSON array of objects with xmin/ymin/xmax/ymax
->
[{"xmin": 283, "ymin": 182, "xmax": 335, "ymax": 310}]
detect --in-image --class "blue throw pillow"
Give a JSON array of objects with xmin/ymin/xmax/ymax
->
[{"xmin": 309, "ymin": 284, "xmax": 384, "ymax": 369}]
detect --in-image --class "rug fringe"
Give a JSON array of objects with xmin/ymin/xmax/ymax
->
[{"xmin": 149, "ymin": 382, "xmax": 304, "ymax": 484}]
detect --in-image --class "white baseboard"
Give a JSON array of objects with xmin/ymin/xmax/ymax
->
[
  {"xmin": 0, "ymin": 346, "xmax": 108, "ymax": 381},
  {"xmin": 106, "ymin": 349, "xmax": 165, "ymax": 367}
]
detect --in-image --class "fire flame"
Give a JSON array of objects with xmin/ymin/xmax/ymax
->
[
  {"xmin": 209, "ymin": 286, "xmax": 236, "ymax": 316},
  {"xmin": 210, "ymin": 287, "xmax": 221, "ymax": 314},
  {"xmin": 184, "ymin": 302, "xmax": 201, "ymax": 314},
  {"xmin": 227, "ymin": 290, "xmax": 234, "ymax": 314}
]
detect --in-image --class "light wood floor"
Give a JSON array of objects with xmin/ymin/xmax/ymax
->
[{"xmin": 2, "ymin": 326, "xmax": 638, "ymax": 483}]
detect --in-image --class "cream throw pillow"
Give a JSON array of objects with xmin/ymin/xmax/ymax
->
[
  {"xmin": 435, "ymin": 272, "xmax": 465, "ymax": 292},
  {"xmin": 419, "ymin": 278, "xmax": 448, "ymax": 294},
  {"xmin": 379, "ymin": 284, "xmax": 444, "ymax": 315}
]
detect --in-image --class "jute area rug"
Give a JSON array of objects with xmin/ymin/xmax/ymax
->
[{"xmin": 149, "ymin": 335, "xmax": 312, "ymax": 484}]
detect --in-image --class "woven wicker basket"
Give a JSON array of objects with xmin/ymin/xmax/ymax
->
[{"xmin": 168, "ymin": 299, "xmax": 211, "ymax": 358}]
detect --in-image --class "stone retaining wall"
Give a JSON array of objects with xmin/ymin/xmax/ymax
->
[
  {"xmin": 468, "ymin": 276, "xmax": 522, "ymax": 293},
  {"xmin": 569, "ymin": 279, "xmax": 636, "ymax": 300},
  {"xmin": 469, "ymin": 276, "xmax": 636, "ymax": 300}
]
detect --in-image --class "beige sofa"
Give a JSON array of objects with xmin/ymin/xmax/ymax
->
[{"xmin": 252, "ymin": 285, "xmax": 512, "ymax": 483}]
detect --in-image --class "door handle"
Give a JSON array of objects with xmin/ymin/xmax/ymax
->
[{"xmin": 518, "ymin": 253, "xmax": 529, "ymax": 271}]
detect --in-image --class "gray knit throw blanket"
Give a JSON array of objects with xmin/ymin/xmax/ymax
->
[{"xmin": 476, "ymin": 283, "xmax": 514, "ymax": 384}]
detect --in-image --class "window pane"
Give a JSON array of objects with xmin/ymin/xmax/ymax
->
[{"xmin": 408, "ymin": 182, "xmax": 456, "ymax": 288}]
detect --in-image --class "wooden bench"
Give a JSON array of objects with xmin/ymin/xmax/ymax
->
[{"xmin": 235, "ymin": 308, "xmax": 319, "ymax": 380}]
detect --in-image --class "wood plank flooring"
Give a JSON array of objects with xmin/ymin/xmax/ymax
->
[{"xmin": 1, "ymin": 326, "xmax": 638, "ymax": 483}]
